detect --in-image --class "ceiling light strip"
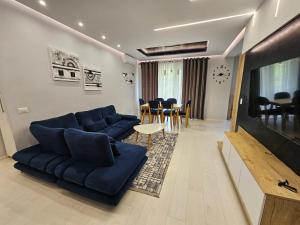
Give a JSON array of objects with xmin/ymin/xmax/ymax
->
[
  {"xmin": 223, "ymin": 27, "xmax": 246, "ymax": 57},
  {"xmin": 7, "ymin": 0, "xmax": 124, "ymax": 56},
  {"xmin": 275, "ymin": 0, "xmax": 281, "ymax": 17},
  {"xmin": 154, "ymin": 12, "xmax": 255, "ymax": 31}
]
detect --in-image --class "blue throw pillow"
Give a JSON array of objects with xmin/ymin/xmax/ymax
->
[
  {"xmin": 84, "ymin": 119, "xmax": 107, "ymax": 132},
  {"xmin": 64, "ymin": 129, "xmax": 115, "ymax": 166},
  {"xmin": 30, "ymin": 124, "xmax": 70, "ymax": 155},
  {"xmin": 106, "ymin": 114, "xmax": 121, "ymax": 124}
]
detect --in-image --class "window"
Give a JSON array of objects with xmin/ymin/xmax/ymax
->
[{"xmin": 158, "ymin": 60, "xmax": 183, "ymax": 104}]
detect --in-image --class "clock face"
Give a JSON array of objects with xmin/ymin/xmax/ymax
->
[{"xmin": 213, "ymin": 65, "xmax": 231, "ymax": 84}]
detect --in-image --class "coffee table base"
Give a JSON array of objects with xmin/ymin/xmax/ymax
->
[{"xmin": 135, "ymin": 129, "xmax": 165, "ymax": 150}]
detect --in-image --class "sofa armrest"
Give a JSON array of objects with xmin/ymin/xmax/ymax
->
[{"xmin": 117, "ymin": 114, "xmax": 138, "ymax": 121}]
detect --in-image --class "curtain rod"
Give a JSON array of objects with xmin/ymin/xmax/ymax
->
[{"xmin": 138, "ymin": 55, "xmax": 222, "ymax": 63}]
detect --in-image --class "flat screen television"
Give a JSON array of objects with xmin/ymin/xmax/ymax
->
[{"xmin": 248, "ymin": 57, "xmax": 300, "ymax": 145}]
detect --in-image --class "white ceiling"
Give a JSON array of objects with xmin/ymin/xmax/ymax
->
[{"xmin": 16, "ymin": 0, "xmax": 264, "ymax": 60}]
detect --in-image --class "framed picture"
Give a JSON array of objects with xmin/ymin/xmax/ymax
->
[
  {"xmin": 49, "ymin": 48, "xmax": 81, "ymax": 82},
  {"xmin": 83, "ymin": 66, "xmax": 102, "ymax": 91}
]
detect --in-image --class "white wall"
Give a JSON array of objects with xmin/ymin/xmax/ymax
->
[
  {"xmin": 204, "ymin": 57, "xmax": 234, "ymax": 120},
  {"xmin": 243, "ymin": 0, "xmax": 300, "ymax": 52},
  {"xmin": 0, "ymin": 1, "xmax": 137, "ymax": 151}
]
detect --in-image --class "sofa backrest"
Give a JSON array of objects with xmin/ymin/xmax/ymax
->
[
  {"xmin": 75, "ymin": 108, "xmax": 103, "ymax": 127},
  {"xmin": 31, "ymin": 113, "xmax": 80, "ymax": 129},
  {"xmin": 101, "ymin": 105, "xmax": 117, "ymax": 119}
]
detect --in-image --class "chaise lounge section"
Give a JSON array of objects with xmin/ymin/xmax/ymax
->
[{"xmin": 12, "ymin": 105, "xmax": 147, "ymax": 205}]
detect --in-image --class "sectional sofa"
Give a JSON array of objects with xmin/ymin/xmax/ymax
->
[{"xmin": 12, "ymin": 105, "xmax": 147, "ymax": 205}]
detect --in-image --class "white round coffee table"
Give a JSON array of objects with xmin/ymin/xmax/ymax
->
[{"xmin": 134, "ymin": 123, "xmax": 165, "ymax": 150}]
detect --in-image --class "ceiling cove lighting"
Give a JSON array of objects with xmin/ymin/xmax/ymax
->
[
  {"xmin": 223, "ymin": 27, "xmax": 246, "ymax": 57},
  {"xmin": 9, "ymin": 1, "xmax": 123, "ymax": 56},
  {"xmin": 78, "ymin": 21, "xmax": 84, "ymax": 27},
  {"xmin": 154, "ymin": 12, "xmax": 255, "ymax": 31},
  {"xmin": 38, "ymin": 0, "xmax": 46, "ymax": 6},
  {"xmin": 275, "ymin": 0, "xmax": 281, "ymax": 17}
]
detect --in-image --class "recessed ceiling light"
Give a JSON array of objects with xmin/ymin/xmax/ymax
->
[
  {"xmin": 154, "ymin": 12, "xmax": 255, "ymax": 31},
  {"xmin": 78, "ymin": 22, "xmax": 84, "ymax": 27},
  {"xmin": 101, "ymin": 35, "xmax": 106, "ymax": 40},
  {"xmin": 117, "ymin": 44, "xmax": 121, "ymax": 48},
  {"xmin": 39, "ymin": 0, "xmax": 46, "ymax": 6}
]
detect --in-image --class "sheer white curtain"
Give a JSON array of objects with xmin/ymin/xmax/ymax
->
[
  {"xmin": 260, "ymin": 57, "xmax": 299, "ymax": 100},
  {"xmin": 158, "ymin": 60, "xmax": 183, "ymax": 104}
]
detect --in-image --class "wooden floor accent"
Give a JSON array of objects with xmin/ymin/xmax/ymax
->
[
  {"xmin": 0, "ymin": 120, "xmax": 249, "ymax": 225},
  {"xmin": 230, "ymin": 54, "xmax": 245, "ymax": 132}
]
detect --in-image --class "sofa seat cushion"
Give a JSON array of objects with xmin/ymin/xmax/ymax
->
[
  {"xmin": 31, "ymin": 113, "xmax": 80, "ymax": 129},
  {"xmin": 112, "ymin": 120, "xmax": 139, "ymax": 131},
  {"xmin": 29, "ymin": 152, "xmax": 62, "ymax": 172},
  {"xmin": 84, "ymin": 142, "xmax": 146, "ymax": 196},
  {"xmin": 106, "ymin": 115, "xmax": 122, "ymax": 125},
  {"xmin": 84, "ymin": 119, "xmax": 107, "ymax": 132},
  {"xmin": 100, "ymin": 126, "xmax": 126, "ymax": 139},
  {"xmin": 54, "ymin": 159, "xmax": 74, "ymax": 179},
  {"xmin": 64, "ymin": 129, "xmax": 115, "ymax": 166},
  {"xmin": 63, "ymin": 163, "xmax": 98, "ymax": 186},
  {"xmin": 46, "ymin": 155, "xmax": 70, "ymax": 175},
  {"xmin": 12, "ymin": 145, "xmax": 44, "ymax": 166},
  {"xmin": 30, "ymin": 124, "xmax": 70, "ymax": 155}
]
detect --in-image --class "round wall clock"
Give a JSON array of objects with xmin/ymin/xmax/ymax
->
[{"xmin": 213, "ymin": 65, "xmax": 231, "ymax": 84}]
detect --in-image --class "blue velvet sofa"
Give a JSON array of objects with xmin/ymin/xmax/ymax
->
[{"xmin": 12, "ymin": 105, "xmax": 147, "ymax": 205}]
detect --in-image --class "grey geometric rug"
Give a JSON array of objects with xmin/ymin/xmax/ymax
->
[{"xmin": 123, "ymin": 132, "xmax": 178, "ymax": 197}]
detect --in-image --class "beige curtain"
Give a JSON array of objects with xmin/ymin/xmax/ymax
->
[
  {"xmin": 141, "ymin": 62, "xmax": 158, "ymax": 102},
  {"xmin": 182, "ymin": 58, "xmax": 208, "ymax": 119}
]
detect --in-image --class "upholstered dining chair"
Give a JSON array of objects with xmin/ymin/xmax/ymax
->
[
  {"xmin": 256, "ymin": 96, "xmax": 281, "ymax": 125},
  {"xmin": 148, "ymin": 100, "xmax": 161, "ymax": 123},
  {"xmin": 139, "ymin": 98, "xmax": 148, "ymax": 124},
  {"xmin": 154, "ymin": 98, "xmax": 164, "ymax": 102},
  {"xmin": 179, "ymin": 100, "xmax": 192, "ymax": 128},
  {"xmin": 167, "ymin": 98, "xmax": 177, "ymax": 104},
  {"xmin": 274, "ymin": 92, "xmax": 291, "ymax": 100},
  {"xmin": 161, "ymin": 101, "xmax": 175, "ymax": 128}
]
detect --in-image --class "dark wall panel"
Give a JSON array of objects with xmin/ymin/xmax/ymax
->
[{"xmin": 237, "ymin": 14, "xmax": 300, "ymax": 176}]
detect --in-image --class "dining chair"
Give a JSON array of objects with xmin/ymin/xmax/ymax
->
[
  {"xmin": 294, "ymin": 90, "xmax": 300, "ymax": 98},
  {"xmin": 148, "ymin": 100, "xmax": 161, "ymax": 123},
  {"xmin": 287, "ymin": 96, "xmax": 300, "ymax": 130},
  {"xmin": 179, "ymin": 100, "xmax": 192, "ymax": 128},
  {"xmin": 161, "ymin": 101, "xmax": 175, "ymax": 128},
  {"xmin": 154, "ymin": 98, "xmax": 164, "ymax": 102},
  {"xmin": 256, "ymin": 97, "xmax": 281, "ymax": 125},
  {"xmin": 167, "ymin": 98, "xmax": 177, "ymax": 104},
  {"xmin": 274, "ymin": 92, "xmax": 291, "ymax": 100},
  {"xmin": 139, "ymin": 98, "xmax": 148, "ymax": 124}
]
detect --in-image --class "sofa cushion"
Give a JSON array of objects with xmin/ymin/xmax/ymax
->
[
  {"xmin": 62, "ymin": 163, "xmax": 98, "ymax": 186},
  {"xmin": 101, "ymin": 105, "xmax": 117, "ymax": 118},
  {"xmin": 46, "ymin": 155, "xmax": 69, "ymax": 175},
  {"xmin": 29, "ymin": 152, "xmax": 61, "ymax": 172},
  {"xmin": 64, "ymin": 129, "xmax": 115, "ymax": 166},
  {"xmin": 31, "ymin": 113, "xmax": 80, "ymax": 129},
  {"xmin": 12, "ymin": 144, "xmax": 44, "ymax": 165},
  {"xmin": 75, "ymin": 108, "xmax": 103, "ymax": 127},
  {"xmin": 99, "ymin": 126, "xmax": 125, "ymax": 139},
  {"xmin": 84, "ymin": 119, "xmax": 107, "ymax": 132},
  {"xmin": 112, "ymin": 120, "xmax": 139, "ymax": 131},
  {"xmin": 106, "ymin": 114, "xmax": 122, "ymax": 125},
  {"xmin": 84, "ymin": 142, "xmax": 146, "ymax": 195},
  {"xmin": 30, "ymin": 124, "xmax": 70, "ymax": 155},
  {"xmin": 54, "ymin": 159, "xmax": 74, "ymax": 179}
]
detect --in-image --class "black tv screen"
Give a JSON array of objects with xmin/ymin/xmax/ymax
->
[{"xmin": 248, "ymin": 57, "xmax": 300, "ymax": 144}]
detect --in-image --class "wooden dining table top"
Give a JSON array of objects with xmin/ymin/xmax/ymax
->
[{"xmin": 271, "ymin": 98, "xmax": 293, "ymax": 105}]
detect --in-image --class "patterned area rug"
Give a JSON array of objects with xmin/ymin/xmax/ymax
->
[{"xmin": 123, "ymin": 132, "xmax": 178, "ymax": 197}]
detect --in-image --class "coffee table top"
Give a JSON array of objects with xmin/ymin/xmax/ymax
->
[{"xmin": 134, "ymin": 123, "xmax": 165, "ymax": 135}]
